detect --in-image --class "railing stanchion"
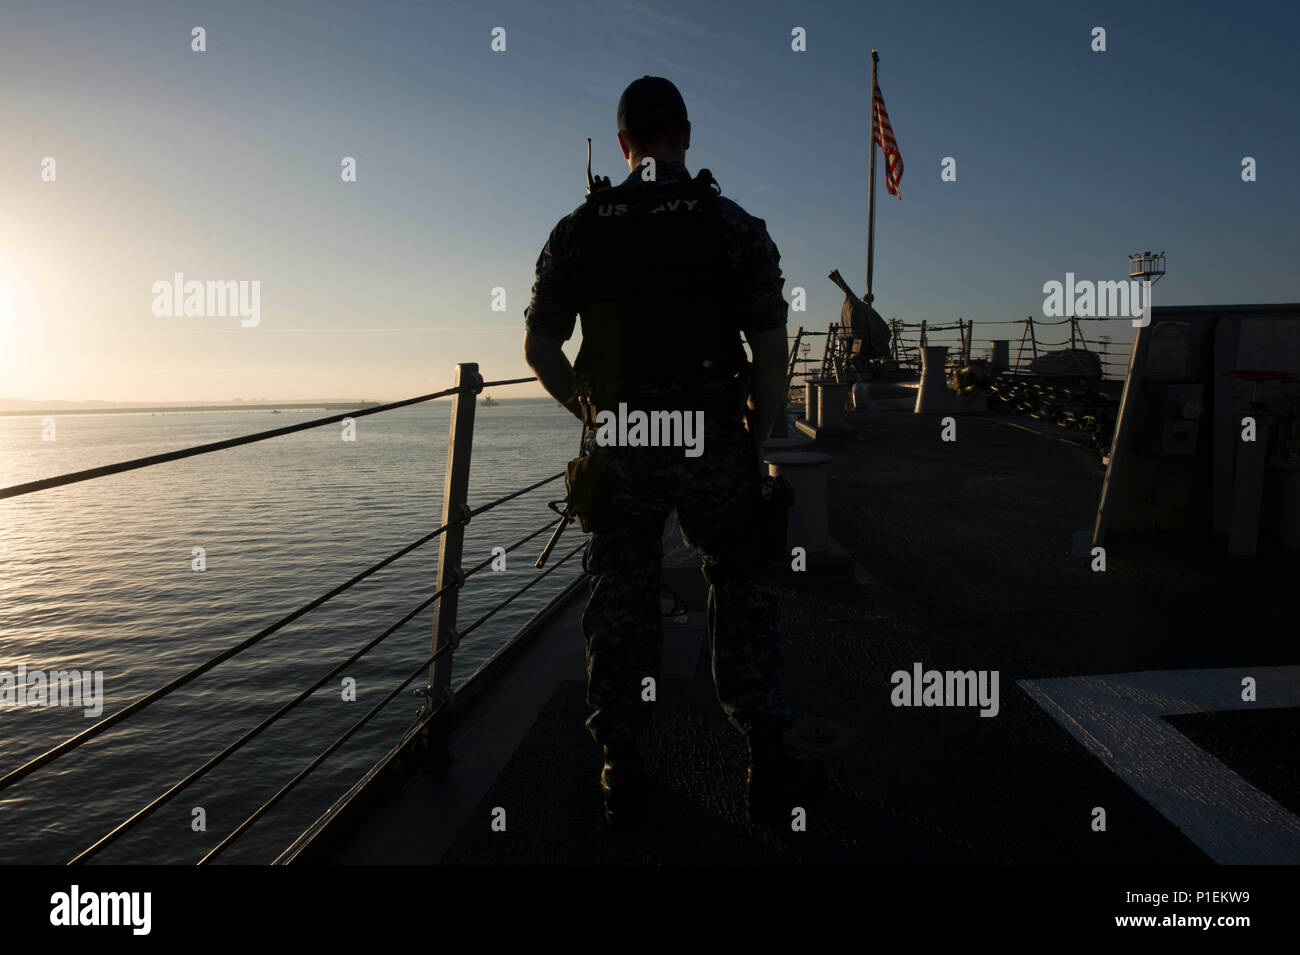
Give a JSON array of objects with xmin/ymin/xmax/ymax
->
[{"xmin": 425, "ymin": 362, "xmax": 481, "ymax": 764}]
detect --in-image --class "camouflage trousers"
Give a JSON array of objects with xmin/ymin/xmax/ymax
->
[{"xmin": 580, "ymin": 418, "xmax": 792, "ymax": 747}]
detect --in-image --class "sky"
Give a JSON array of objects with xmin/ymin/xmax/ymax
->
[{"xmin": 0, "ymin": 0, "xmax": 1297, "ymax": 403}]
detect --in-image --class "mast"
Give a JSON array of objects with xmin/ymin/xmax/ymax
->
[{"xmin": 866, "ymin": 49, "xmax": 879, "ymax": 306}]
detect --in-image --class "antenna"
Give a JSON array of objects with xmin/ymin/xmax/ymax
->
[
  {"xmin": 585, "ymin": 138, "xmax": 610, "ymax": 195},
  {"xmin": 1128, "ymin": 250, "xmax": 1166, "ymax": 284}
]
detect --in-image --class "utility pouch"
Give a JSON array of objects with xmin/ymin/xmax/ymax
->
[
  {"xmin": 565, "ymin": 452, "xmax": 609, "ymax": 533},
  {"xmin": 757, "ymin": 475, "xmax": 795, "ymax": 563}
]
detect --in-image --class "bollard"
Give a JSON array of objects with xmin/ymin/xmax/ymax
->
[
  {"xmin": 817, "ymin": 381, "xmax": 848, "ymax": 429},
  {"xmin": 989, "ymin": 340, "xmax": 1010, "ymax": 374},
  {"xmin": 803, "ymin": 379, "xmax": 825, "ymax": 423},
  {"xmin": 766, "ymin": 451, "xmax": 833, "ymax": 554},
  {"xmin": 851, "ymin": 381, "xmax": 870, "ymax": 410},
  {"xmin": 914, "ymin": 346, "xmax": 951, "ymax": 414}
]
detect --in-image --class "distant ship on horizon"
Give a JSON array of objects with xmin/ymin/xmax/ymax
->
[{"xmin": 480, "ymin": 394, "xmax": 498, "ymax": 407}]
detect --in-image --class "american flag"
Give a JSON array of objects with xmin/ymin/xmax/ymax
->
[{"xmin": 872, "ymin": 79, "xmax": 903, "ymax": 198}]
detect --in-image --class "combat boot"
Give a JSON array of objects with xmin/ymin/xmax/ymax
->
[
  {"xmin": 745, "ymin": 721, "xmax": 827, "ymax": 826},
  {"xmin": 600, "ymin": 741, "xmax": 646, "ymax": 830}
]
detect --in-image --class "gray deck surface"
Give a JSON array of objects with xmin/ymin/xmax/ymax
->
[{"xmin": 322, "ymin": 411, "xmax": 1298, "ymax": 864}]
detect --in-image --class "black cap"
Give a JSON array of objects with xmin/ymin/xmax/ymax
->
[{"xmin": 617, "ymin": 76, "xmax": 688, "ymax": 135}]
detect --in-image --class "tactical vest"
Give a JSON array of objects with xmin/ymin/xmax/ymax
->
[{"xmin": 572, "ymin": 170, "xmax": 748, "ymax": 411}]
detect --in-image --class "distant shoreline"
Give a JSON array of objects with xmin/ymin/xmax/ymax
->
[
  {"xmin": 0, "ymin": 397, "xmax": 545, "ymax": 418},
  {"xmin": 0, "ymin": 402, "xmax": 380, "ymax": 418}
]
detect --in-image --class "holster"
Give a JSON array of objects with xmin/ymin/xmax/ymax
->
[{"xmin": 565, "ymin": 451, "xmax": 609, "ymax": 534}]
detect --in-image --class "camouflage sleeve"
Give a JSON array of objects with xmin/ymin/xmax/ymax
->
[
  {"xmin": 719, "ymin": 198, "xmax": 789, "ymax": 337},
  {"xmin": 524, "ymin": 213, "xmax": 582, "ymax": 341}
]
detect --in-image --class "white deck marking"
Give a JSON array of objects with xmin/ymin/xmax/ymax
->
[{"xmin": 1018, "ymin": 666, "xmax": 1300, "ymax": 864}]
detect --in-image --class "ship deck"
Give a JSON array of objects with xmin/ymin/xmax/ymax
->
[{"xmin": 302, "ymin": 410, "xmax": 1300, "ymax": 864}]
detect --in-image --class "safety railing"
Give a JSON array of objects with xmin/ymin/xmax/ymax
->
[
  {"xmin": 784, "ymin": 317, "xmax": 1134, "ymax": 397},
  {"xmin": 883, "ymin": 316, "xmax": 1134, "ymax": 382},
  {"xmin": 0, "ymin": 362, "xmax": 586, "ymax": 864}
]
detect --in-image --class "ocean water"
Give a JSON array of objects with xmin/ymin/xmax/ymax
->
[{"xmin": 0, "ymin": 397, "xmax": 583, "ymax": 864}]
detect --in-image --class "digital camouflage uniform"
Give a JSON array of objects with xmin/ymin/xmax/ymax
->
[{"xmin": 524, "ymin": 159, "xmax": 793, "ymax": 747}]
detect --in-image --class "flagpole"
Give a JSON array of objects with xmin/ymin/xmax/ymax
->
[{"xmin": 866, "ymin": 48, "xmax": 878, "ymax": 306}]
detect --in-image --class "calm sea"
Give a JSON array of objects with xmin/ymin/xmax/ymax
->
[{"xmin": 0, "ymin": 397, "xmax": 584, "ymax": 863}]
